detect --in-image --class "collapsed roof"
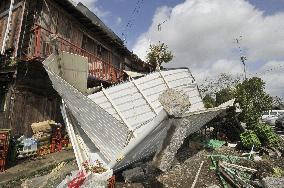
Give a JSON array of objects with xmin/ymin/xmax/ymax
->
[{"xmin": 43, "ymin": 52, "xmax": 234, "ymax": 171}]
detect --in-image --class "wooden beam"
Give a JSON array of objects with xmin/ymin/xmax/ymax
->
[{"xmin": 0, "ymin": 1, "xmax": 23, "ymax": 19}]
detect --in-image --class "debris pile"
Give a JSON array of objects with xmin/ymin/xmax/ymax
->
[
  {"xmin": 31, "ymin": 120, "xmax": 69, "ymax": 156},
  {"xmin": 210, "ymin": 155, "xmax": 256, "ymax": 187}
]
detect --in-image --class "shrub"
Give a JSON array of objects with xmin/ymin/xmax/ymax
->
[
  {"xmin": 240, "ymin": 130, "xmax": 261, "ymax": 149},
  {"xmin": 255, "ymin": 123, "xmax": 280, "ymax": 148}
]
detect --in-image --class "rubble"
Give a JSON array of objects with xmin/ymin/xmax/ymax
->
[
  {"xmin": 153, "ymin": 89, "xmax": 192, "ymax": 171},
  {"xmin": 122, "ymin": 167, "xmax": 145, "ymax": 183},
  {"xmin": 262, "ymin": 177, "xmax": 284, "ymax": 188}
]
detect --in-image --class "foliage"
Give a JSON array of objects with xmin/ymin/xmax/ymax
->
[
  {"xmin": 273, "ymin": 167, "xmax": 284, "ymax": 178},
  {"xmin": 240, "ymin": 130, "xmax": 261, "ymax": 149},
  {"xmin": 8, "ymin": 57, "xmax": 17, "ymax": 66},
  {"xmin": 211, "ymin": 108, "xmax": 245, "ymax": 142},
  {"xmin": 235, "ymin": 77, "xmax": 273, "ymax": 127},
  {"xmin": 199, "ymin": 73, "xmax": 241, "ymax": 98},
  {"xmin": 204, "ymin": 139, "xmax": 225, "ymax": 150},
  {"xmin": 146, "ymin": 42, "xmax": 173, "ymax": 69},
  {"xmin": 215, "ymin": 87, "xmax": 234, "ymax": 106},
  {"xmin": 203, "ymin": 94, "xmax": 216, "ymax": 108},
  {"xmin": 272, "ymin": 96, "xmax": 284, "ymax": 110},
  {"xmin": 255, "ymin": 123, "xmax": 280, "ymax": 147}
]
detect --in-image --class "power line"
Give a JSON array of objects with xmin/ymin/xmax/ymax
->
[
  {"xmin": 122, "ymin": 0, "xmax": 144, "ymax": 43},
  {"xmin": 249, "ymin": 64, "xmax": 284, "ymax": 77}
]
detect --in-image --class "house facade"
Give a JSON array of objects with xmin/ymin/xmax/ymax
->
[{"xmin": 0, "ymin": 0, "xmax": 151, "ymax": 136}]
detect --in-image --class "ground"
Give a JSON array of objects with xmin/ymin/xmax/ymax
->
[
  {"xmin": 0, "ymin": 132, "xmax": 283, "ymax": 188},
  {"xmin": 0, "ymin": 150, "xmax": 76, "ymax": 188},
  {"xmin": 116, "ymin": 137, "xmax": 235, "ymax": 188},
  {"xmin": 115, "ymin": 134, "xmax": 284, "ymax": 188}
]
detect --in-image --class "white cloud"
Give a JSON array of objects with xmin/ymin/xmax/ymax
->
[
  {"xmin": 116, "ymin": 17, "xmax": 122, "ymax": 26},
  {"xmin": 253, "ymin": 61, "xmax": 284, "ymax": 97},
  {"xmin": 73, "ymin": 0, "xmax": 109, "ymax": 18},
  {"xmin": 132, "ymin": 0, "xmax": 284, "ymax": 97}
]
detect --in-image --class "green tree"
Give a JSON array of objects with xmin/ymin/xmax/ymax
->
[
  {"xmin": 215, "ymin": 87, "xmax": 234, "ymax": 106},
  {"xmin": 272, "ymin": 96, "xmax": 284, "ymax": 110},
  {"xmin": 203, "ymin": 94, "xmax": 215, "ymax": 108},
  {"xmin": 146, "ymin": 42, "xmax": 173, "ymax": 70},
  {"xmin": 199, "ymin": 73, "xmax": 241, "ymax": 98},
  {"xmin": 235, "ymin": 77, "xmax": 272, "ymax": 128}
]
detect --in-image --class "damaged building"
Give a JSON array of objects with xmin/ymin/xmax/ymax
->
[
  {"xmin": 0, "ymin": 0, "xmax": 235, "ymax": 182},
  {"xmin": 0, "ymin": 0, "xmax": 151, "ymax": 136}
]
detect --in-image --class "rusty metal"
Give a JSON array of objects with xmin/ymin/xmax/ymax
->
[
  {"xmin": 29, "ymin": 24, "xmax": 124, "ymax": 83},
  {"xmin": 50, "ymin": 127, "xmax": 62, "ymax": 153},
  {"xmin": 0, "ymin": 129, "xmax": 10, "ymax": 172},
  {"xmin": 108, "ymin": 175, "xmax": 116, "ymax": 188}
]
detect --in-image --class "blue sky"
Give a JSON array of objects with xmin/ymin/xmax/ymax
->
[{"xmin": 248, "ymin": 0, "xmax": 284, "ymax": 15}]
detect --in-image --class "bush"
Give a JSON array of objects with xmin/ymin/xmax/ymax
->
[
  {"xmin": 255, "ymin": 123, "xmax": 280, "ymax": 148},
  {"xmin": 240, "ymin": 130, "xmax": 261, "ymax": 149}
]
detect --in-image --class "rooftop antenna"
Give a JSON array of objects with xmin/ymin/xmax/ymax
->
[
  {"xmin": 157, "ymin": 20, "xmax": 167, "ymax": 31},
  {"xmin": 235, "ymin": 36, "xmax": 247, "ymax": 80}
]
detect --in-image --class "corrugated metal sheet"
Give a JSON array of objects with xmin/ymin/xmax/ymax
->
[
  {"xmin": 44, "ymin": 52, "xmax": 89, "ymax": 93},
  {"xmin": 44, "ymin": 67, "xmax": 129, "ymax": 162},
  {"xmin": 112, "ymin": 110, "xmax": 170, "ymax": 170},
  {"xmin": 112, "ymin": 106, "xmax": 228, "ymax": 170},
  {"xmin": 44, "ymin": 59, "xmax": 232, "ymax": 171},
  {"xmin": 88, "ymin": 68, "xmax": 205, "ymax": 131}
]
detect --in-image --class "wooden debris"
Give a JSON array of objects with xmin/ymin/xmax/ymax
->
[
  {"xmin": 220, "ymin": 161, "xmax": 257, "ymax": 173},
  {"xmin": 31, "ymin": 120, "xmax": 55, "ymax": 134},
  {"xmin": 191, "ymin": 161, "xmax": 204, "ymax": 188}
]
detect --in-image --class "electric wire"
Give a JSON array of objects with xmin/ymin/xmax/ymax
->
[{"xmin": 122, "ymin": 0, "xmax": 144, "ymax": 43}]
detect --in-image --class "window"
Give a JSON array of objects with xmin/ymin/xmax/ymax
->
[
  {"xmin": 270, "ymin": 112, "xmax": 277, "ymax": 116},
  {"xmin": 262, "ymin": 111, "xmax": 269, "ymax": 115},
  {"xmin": 97, "ymin": 44, "xmax": 102, "ymax": 57},
  {"xmin": 97, "ymin": 45, "xmax": 109, "ymax": 62},
  {"xmin": 279, "ymin": 112, "xmax": 284, "ymax": 116}
]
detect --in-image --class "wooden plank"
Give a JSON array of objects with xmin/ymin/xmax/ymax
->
[{"xmin": 0, "ymin": 1, "xmax": 22, "ymax": 19}]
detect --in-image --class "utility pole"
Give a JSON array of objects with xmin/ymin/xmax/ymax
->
[
  {"xmin": 241, "ymin": 55, "xmax": 247, "ymax": 80},
  {"xmin": 235, "ymin": 36, "xmax": 247, "ymax": 80}
]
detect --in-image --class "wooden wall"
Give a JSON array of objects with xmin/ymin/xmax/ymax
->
[
  {"xmin": 2, "ymin": 88, "xmax": 62, "ymax": 136},
  {"xmin": 0, "ymin": 0, "xmax": 24, "ymax": 53},
  {"xmin": 33, "ymin": 0, "xmax": 123, "ymax": 69},
  {"xmin": 0, "ymin": 61, "xmax": 63, "ymax": 136}
]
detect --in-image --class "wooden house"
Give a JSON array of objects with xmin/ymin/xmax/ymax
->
[{"xmin": 0, "ymin": 0, "xmax": 151, "ymax": 136}]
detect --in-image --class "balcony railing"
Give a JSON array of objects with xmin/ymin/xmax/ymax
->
[{"xmin": 30, "ymin": 24, "xmax": 124, "ymax": 83}]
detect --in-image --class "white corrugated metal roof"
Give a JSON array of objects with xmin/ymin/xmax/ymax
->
[{"xmin": 43, "ymin": 54, "xmax": 232, "ymax": 171}]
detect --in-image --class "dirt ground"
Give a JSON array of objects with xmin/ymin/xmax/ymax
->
[
  {"xmin": 0, "ymin": 150, "xmax": 76, "ymax": 188},
  {"xmin": 116, "ymin": 137, "xmax": 229, "ymax": 188}
]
